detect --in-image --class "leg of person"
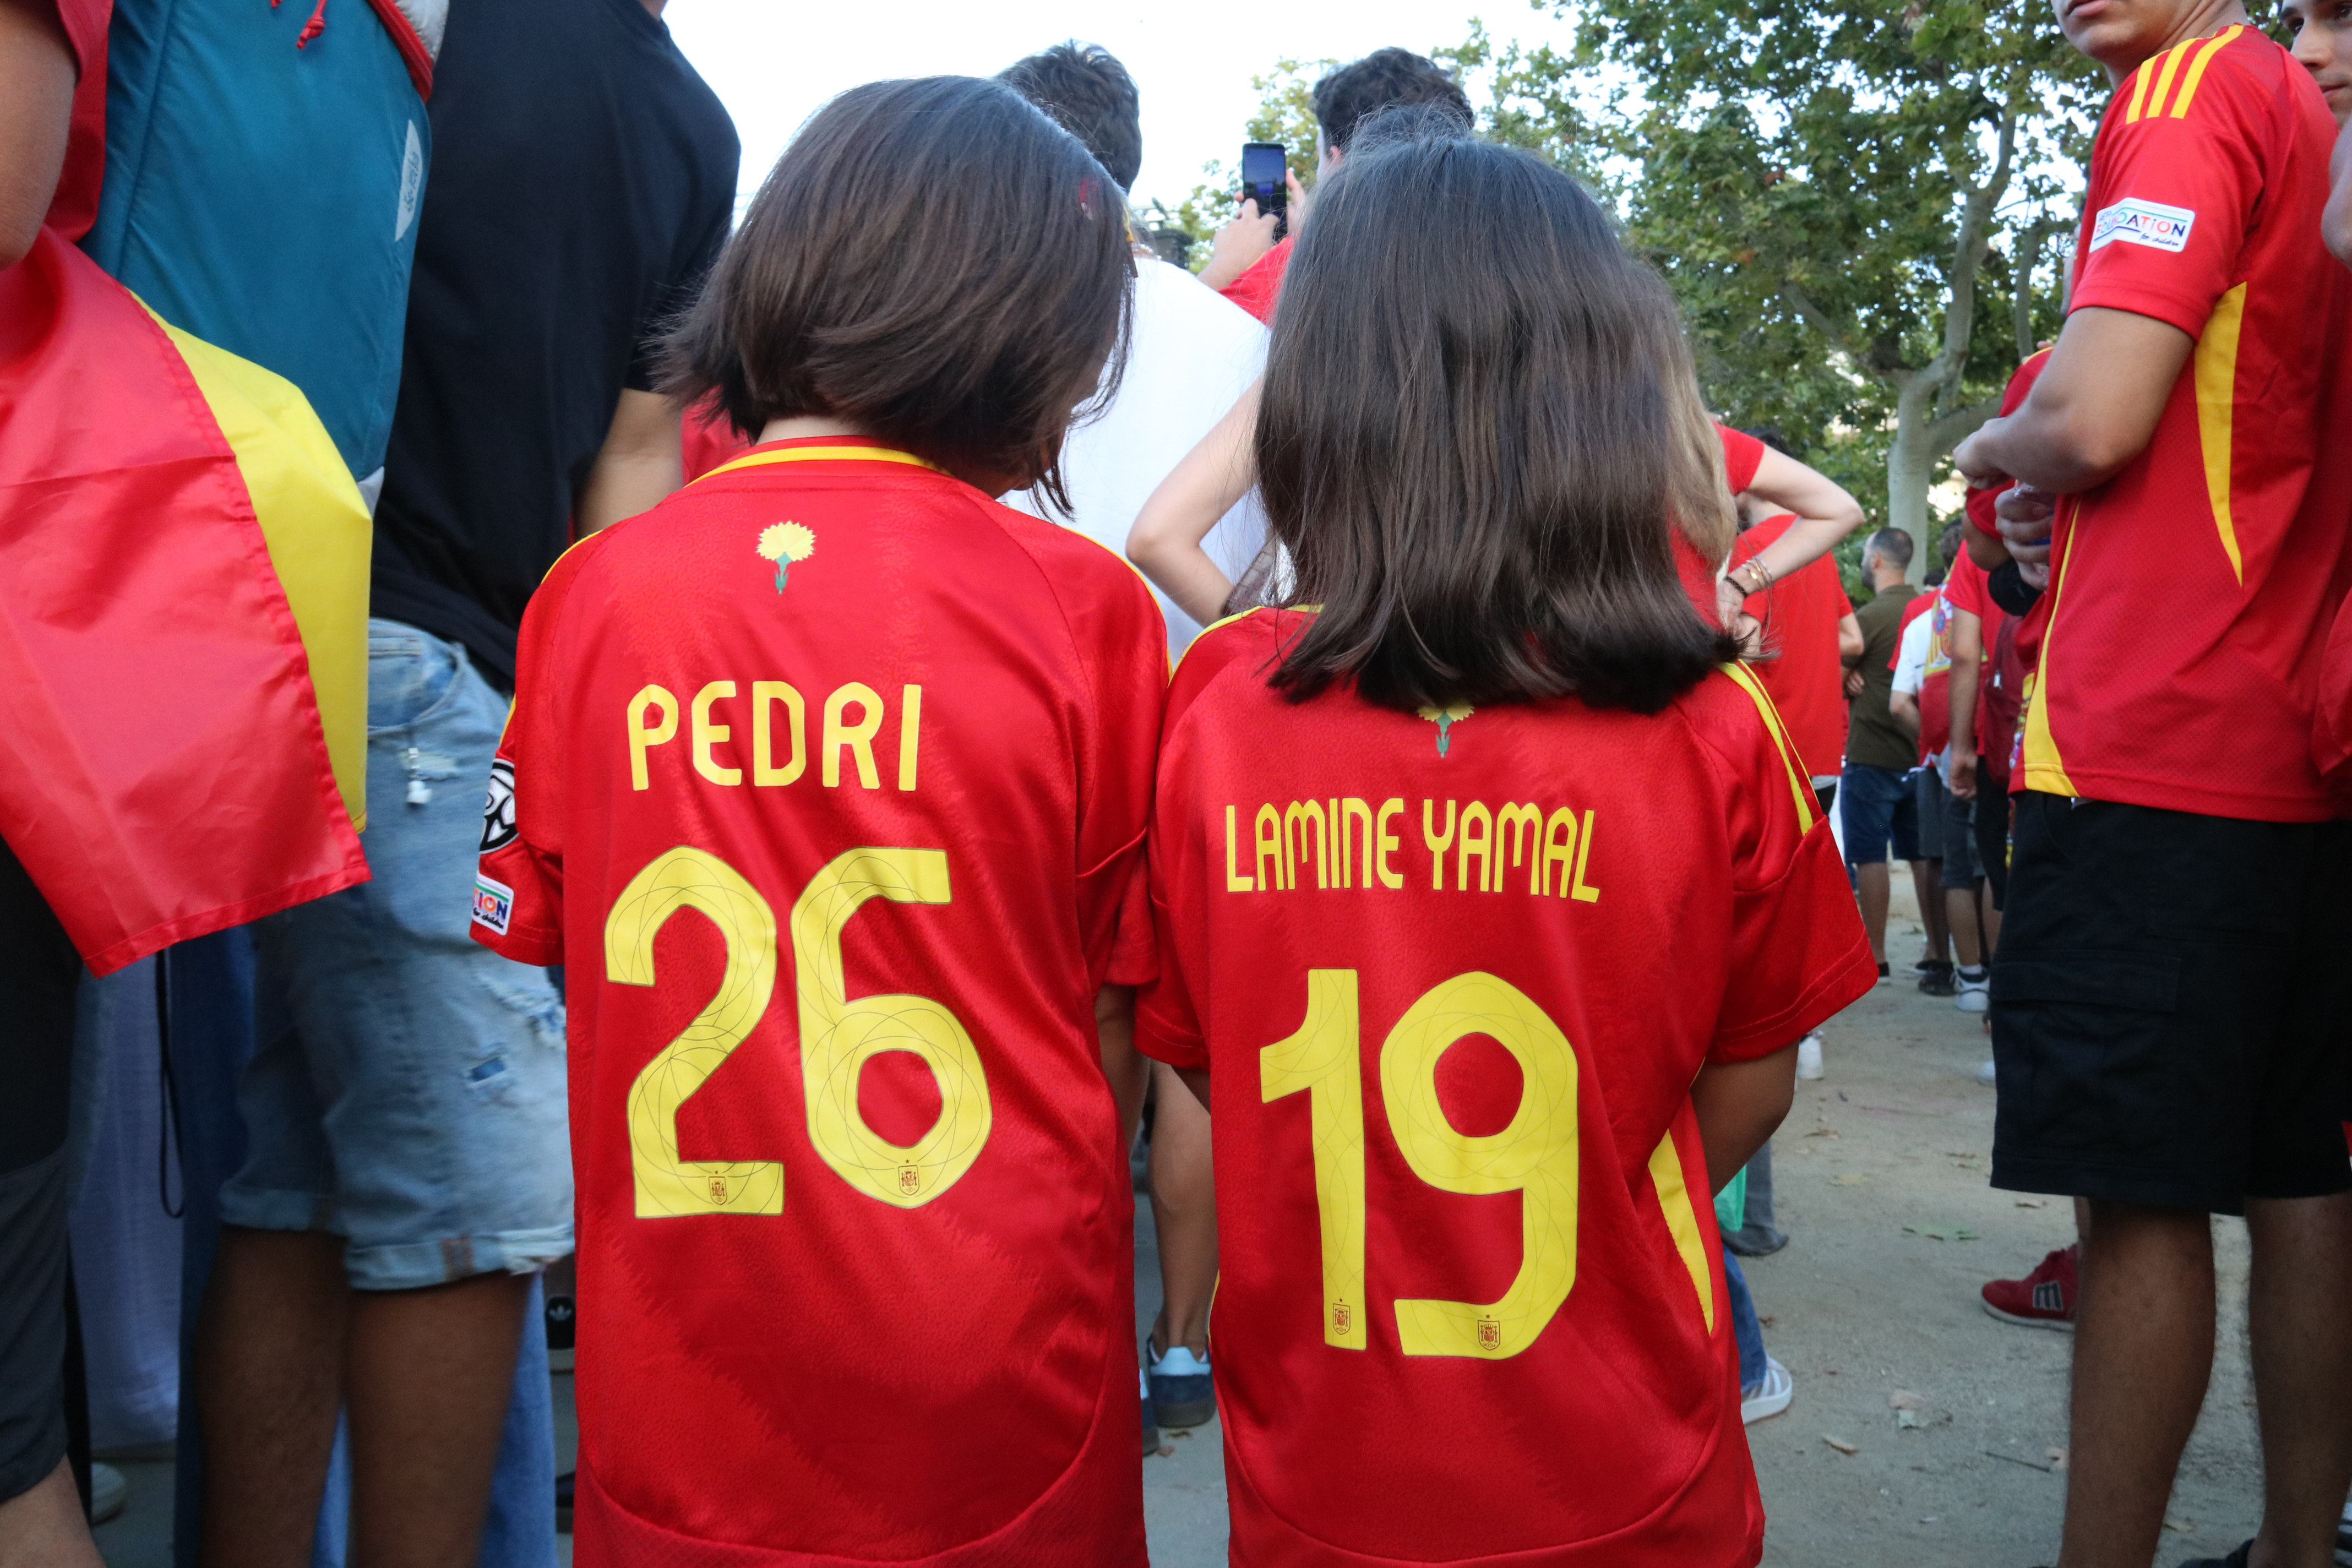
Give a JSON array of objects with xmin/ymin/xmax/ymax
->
[
  {"xmin": 2241, "ymin": 1195, "xmax": 2352, "ymax": 1568},
  {"xmin": 1146, "ymin": 1060, "xmax": 1217, "ymax": 1429},
  {"xmin": 2059, "ymin": 1202, "xmax": 2216, "ymax": 1568},
  {"xmin": 1940, "ymin": 786, "xmax": 1986, "ymax": 1006},
  {"xmin": 244, "ymin": 623, "xmax": 572, "ymax": 1568},
  {"xmin": 0, "ymin": 837, "xmax": 100, "ymax": 1568},
  {"xmin": 1992, "ymin": 797, "xmax": 2333, "ymax": 1568},
  {"xmin": 194, "ymin": 1226, "xmax": 349, "ymax": 1568}
]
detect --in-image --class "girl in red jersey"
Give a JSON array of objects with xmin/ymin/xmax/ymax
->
[
  {"xmin": 471, "ymin": 78, "xmax": 1164, "ymax": 1567},
  {"xmin": 1133, "ymin": 122, "xmax": 1875, "ymax": 1567}
]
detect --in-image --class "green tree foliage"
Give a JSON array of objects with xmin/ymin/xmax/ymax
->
[{"xmin": 1461, "ymin": 1, "xmax": 2106, "ymax": 574}]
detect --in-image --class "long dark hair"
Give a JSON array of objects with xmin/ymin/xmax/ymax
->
[
  {"xmin": 1257, "ymin": 128, "xmax": 1738, "ymax": 714},
  {"xmin": 660, "ymin": 77, "xmax": 1133, "ymax": 509}
]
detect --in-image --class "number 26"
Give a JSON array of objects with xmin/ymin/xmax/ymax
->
[{"xmin": 603, "ymin": 845, "xmax": 992, "ymax": 1218}]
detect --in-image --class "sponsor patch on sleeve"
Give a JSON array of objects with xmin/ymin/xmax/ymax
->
[
  {"xmin": 2090, "ymin": 197, "xmax": 2195, "ymax": 254},
  {"xmin": 471, "ymin": 872, "xmax": 515, "ymax": 936}
]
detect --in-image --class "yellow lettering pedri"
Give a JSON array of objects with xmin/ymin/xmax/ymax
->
[
  {"xmin": 691, "ymin": 682, "xmax": 741, "ymax": 786},
  {"xmin": 822, "ymin": 682, "xmax": 883, "ymax": 789},
  {"xmin": 896, "ymin": 684, "xmax": 922, "ymax": 791},
  {"xmin": 627, "ymin": 685, "xmax": 678, "ymax": 791},
  {"xmin": 752, "ymin": 682, "xmax": 805, "ymax": 786}
]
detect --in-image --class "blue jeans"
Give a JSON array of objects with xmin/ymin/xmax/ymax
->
[
  {"xmin": 1839, "ymin": 760, "xmax": 1921, "ymax": 867},
  {"xmin": 224, "ymin": 620, "xmax": 570, "ymax": 1286},
  {"xmin": 1725, "ymin": 1247, "xmax": 1766, "ymax": 1391}
]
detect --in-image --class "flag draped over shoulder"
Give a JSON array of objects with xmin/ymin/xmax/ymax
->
[{"xmin": 0, "ymin": 226, "xmax": 371, "ymax": 974}]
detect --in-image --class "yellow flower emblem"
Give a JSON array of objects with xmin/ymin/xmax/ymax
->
[
  {"xmin": 756, "ymin": 522, "xmax": 815, "ymax": 592},
  {"xmin": 758, "ymin": 522, "xmax": 815, "ymax": 563},
  {"xmin": 1416, "ymin": 703, "xmax": 1473, "ymax": 757}
]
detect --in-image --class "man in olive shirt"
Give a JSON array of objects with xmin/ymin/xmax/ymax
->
[{"xmin": 1841, "ymin": 529, "xmax": 1927, "ymax": 978}]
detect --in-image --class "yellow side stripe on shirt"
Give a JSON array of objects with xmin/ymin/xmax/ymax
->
[
  {"xmin": 2124, "ymin": 51, "xmax": 2158, "ymax": 122},
  {"xmin": 2019, "ymin": 497, "xmax": 2082, "ymax": 798},
  {"xmin": 2170, "ymin": 26, "xmax": 2243, "ymax": 118},
  {"xmin": 1648, "ymin": 1131, "xmax": 1716, "ymax": 1335},
  {"xmin": 693, "ymin": 445, "xmax": 943, "ymax": 484},
  {"xmin": 2192, "ymin": 283, "xmax": 2248, "ymax": 583},
  {"xmin": 1718, "ymin": 662, "xmax": 1817, "ymax": 832}
]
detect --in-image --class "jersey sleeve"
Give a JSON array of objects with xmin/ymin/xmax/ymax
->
[
  {"xmin": 2071, "ymin": 42, "xmax": 2265, "ymax": 339},
  {"xmin": 1716, "ymin": 424, "xmax": 1766, "ymax": 494},
  {"xmin": 1219, "ymin": 238, "xmax": 1291, "ymax": 326},
  {"xmin": 1047, "ymin": 536, "xmax": 1170, "ymax": 993},
  {"xmin": 1696, "ymin": 670, "xmax": 1877, "ymax": 1061},
  {"xmin": 469, "ymin": 538, "xmax": 607, "ymax": 965}
]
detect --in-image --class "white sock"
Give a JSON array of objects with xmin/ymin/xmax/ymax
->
[{"xmin": 1152, "ymin": 1344, "xmax": 1209, "ymax": 1375}]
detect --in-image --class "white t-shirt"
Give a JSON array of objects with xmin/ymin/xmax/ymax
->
[
  {"xmin": 1007, "ymin": 256, "xmax": 1269, "ymax": 653},
  {"xmin": 1891, "ymin": 605, "xmax": 1935, "ymax": 698}
]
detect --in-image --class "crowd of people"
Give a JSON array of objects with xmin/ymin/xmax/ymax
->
[{"xmin": 4, "ymin": 0, "xmax": 2352, "ymax": 1566}]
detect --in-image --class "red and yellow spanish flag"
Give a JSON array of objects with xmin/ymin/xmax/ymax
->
[{"xmin": 0, "ymin": 226, "xmax": 370, "ymax": 974}]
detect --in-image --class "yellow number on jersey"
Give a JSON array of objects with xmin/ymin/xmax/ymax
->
[
  {"xmin": 606, "ymin": 847, "xmax": 783, "ymax": 1217},
  {"xmin": 791, "ymin": 848, "xmax": 992, "ymax": 1207},
  {"xmin": 1261, "ymin": 971, "xmax": 1368, "ymax": 1349},
  {"xmin": 1380, "ymin": 972, "xmax": 1580, "ymax": 1358}
]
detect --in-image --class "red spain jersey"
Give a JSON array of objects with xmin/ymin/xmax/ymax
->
[
  {"xmin": 1136, "ymin": 609, "xmax": 1875, "ymax": 1567},
  {"xmin": 1732, "ymin": 511, "xmax": 1850, "ymax": 784},
  {"xmin": 472, "ymin": 438, "xmax": 1164, "ymax": 1567},
  {"xmin": 2027, "ymin": 26, "xmax": 2352, "ymax": 820}
]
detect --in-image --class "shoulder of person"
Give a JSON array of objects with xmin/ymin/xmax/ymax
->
[
  {"xmin": 978, "ymin": 493, "xmax": 1166, "ymax": 636},
  {"xmin": 1165, "ymin": 606, "xmax": 1290, "ymax": 723}
]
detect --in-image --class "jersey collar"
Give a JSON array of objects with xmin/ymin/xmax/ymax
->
[{"xmin": 694, "ymin": 436, "xmax": 943, "ymax": 485}]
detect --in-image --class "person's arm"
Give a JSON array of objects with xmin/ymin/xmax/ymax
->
[
  {"xmin": 1096, "ymin": 984, "xmax": 1148, "ymax": 1148},
  {"xmin": 1946, "ymin": 608, "xmax": 1983, "ymax": 799},
  {"xmin": 1837, "ymin": 611, "xmax": 1864, "ymax": 663},
  {"xmin": 1129, "ymin": 380, "xmax": 1260, "ymax": 625},
  {"xmin": 1952, "ymin": 307, "xmax": 2195, "ymax": 497},
  {"xmin": 0, "ymin": 0, "xmax": 75, "ymax": 271},
  {"xmin": 1693, "ymin": 1043, "xmax": 1798, "ymax": 1195},
  {"xmin": 1725, "ymin": 449, "xmax": 1866, "ymax": 595},
  {"xmin": 2328, "ymin": 116, "xmax": 2352, "ymax": 270},
  {"xmin": 1888, "ymin": 687, "xmax": 1920, "ymax": 738},
  {"xmin": 576, "ymin": 388, "xmax": 685, "ymax": 533},
  {"xmin": 1176, "ymin": 1064, "xmax": 1211, "ymax": 1109}
]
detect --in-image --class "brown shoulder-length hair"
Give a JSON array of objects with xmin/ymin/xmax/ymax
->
[
  {"xmin": 1256, "ymin": 127, "xmax": 1738, "ymax": 715},
  {"xmin": 658, "ymin": 76, "xmax": 1133, "ymax": 510}
]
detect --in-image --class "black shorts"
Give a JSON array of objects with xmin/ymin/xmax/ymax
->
[
  {"xmin": 0, "ymin": 836, "xmax": 80, "ymax": 1502},
  {"xmin": 1990, "ymin": 793, "xmax": 2352, "ymax": 1215},
  {"xmin": 1975, "ymin": 778, "xmax": 2011, "ymax": 910}
]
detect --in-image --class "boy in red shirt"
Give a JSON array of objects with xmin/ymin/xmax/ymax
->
[
  {"xmin": 472, "ymin": 79, "xmax": 1163, "ymax": 1566},
  {"xmin": 1953, "ymin": 6, "xmax": 2352, "ymax": 1561},
  {"xmin": 1136, "ymin": 127, "xmax": 1871, "ymax": 1568}
]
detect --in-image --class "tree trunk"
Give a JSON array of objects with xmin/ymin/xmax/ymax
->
[{"xmin": 1883, "ymin": 375, "xmax": 1941, "ymax": 584}]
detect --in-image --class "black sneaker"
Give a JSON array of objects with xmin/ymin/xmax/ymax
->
[
  {"xmin": 1918, "ymin": 963, "xmax": 1958, "ymax": 997},
  {"xmin": 1148, "ymin": 1344, "xmax": 1216, "ymax": 1429},
  {"xmin": 545, "ymin": 1293, "xmax": 575, "ymax": 1373}
]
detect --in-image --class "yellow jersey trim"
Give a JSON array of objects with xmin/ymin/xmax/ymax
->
[
  {"xmin": 1172, "ymin": 606, "xmax": 1267, "ymax": 680},
  {"xmin": 2192, "ymin": 284, "xmax": 2247, "ymax": 584},
  {"xmin": 1647, "ymin": 1131, "xmax": 1716, "ymax": 1334},
  {"xmin": 2145, "ymin": 39, "xmax": 2195, "ymax": 120},
  {"xmin": 693, "ymin": 445, "xmax": 942, "ymax": 483},
  {"xmin": 1718, "ymin": 662, "xmax": 1817, "ymax": 832},
  {"xmin": 2170, "ymin": 26, "xmax": 2242, "ymax": 118},
  {"xmin": 2019, "ymin": 498, "xmax": 2082, "ymax": 797}
]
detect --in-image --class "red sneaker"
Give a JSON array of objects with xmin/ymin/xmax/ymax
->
[{"xmin": 1981, "ymin": 1243, "xmax": 2078, "ymax": 1331}]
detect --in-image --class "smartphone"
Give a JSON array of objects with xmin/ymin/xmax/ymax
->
[{"xmin": 1240, "ymin": 141, "xmax": 1287, "ymax": 239}]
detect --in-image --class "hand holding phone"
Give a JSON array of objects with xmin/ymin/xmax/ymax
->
[{"xmin": 1240, "ymin": 141, "xmax": 1287, "ymax": 240}]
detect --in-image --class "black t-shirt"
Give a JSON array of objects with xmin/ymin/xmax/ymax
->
[{"xmin": 371, "ymin": 0, "xmax": 738, "ymax": 688}]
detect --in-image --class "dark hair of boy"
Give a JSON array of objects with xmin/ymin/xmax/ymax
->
[
  {"xmin": 998, "ymin": 42, "xmax": 1142, "ymax": 193},
  {"xmin": 1311, "ymin": 48, "xmax": 1473, "ymax": 155},
  {"xmin": 660, "ymin": 76, "xmax": 1133, "ymax": 511},
  {"xmin": 1255, "ymin": 121, "xmax": 1740, "ymax": 716}
]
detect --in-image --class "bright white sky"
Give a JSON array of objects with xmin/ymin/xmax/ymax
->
[{"xmin": 665, "ymin": 0, "xmax": 1568, "ymax": 217}]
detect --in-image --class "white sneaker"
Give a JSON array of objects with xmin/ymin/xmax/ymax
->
[
  {"xmin": 1795, "ymin": 1034, "xmax": 1824, "ymax": 1081},
  {"xmin": 1741, "ymin": 1355, "xmax": 1794, "ymax": 1424},
  {"xmin": 1955, "ymin": 973, "xmax": 1990, "ymax": 1013},
  {"xmin": 1976, "ymin": 1059, "xmax": 1996, "ymax": 1085},
  {"xmin": 90, "ymin": 1462, "xmax": 126, "ymax": 1525}
]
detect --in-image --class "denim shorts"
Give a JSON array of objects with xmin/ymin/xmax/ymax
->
[
  {"xmin": 224, "ymin": 620, "xmax": 572, "ymax": 1289},
  {"xmin": 1839, "ymin": 761, "xmax": 1920, "ymax": 865}
]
